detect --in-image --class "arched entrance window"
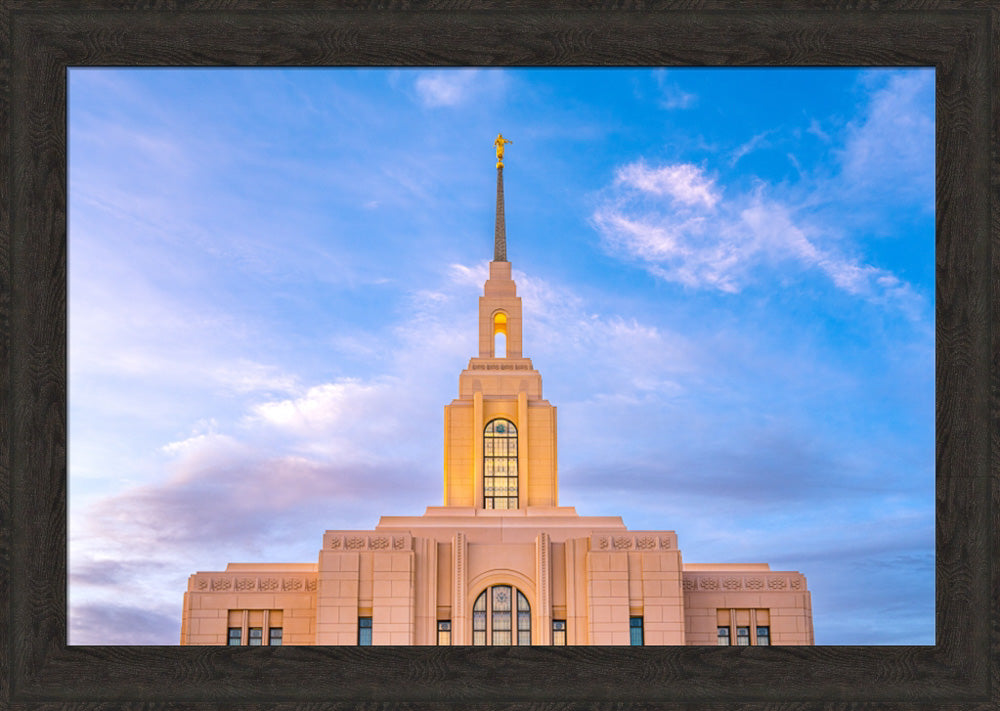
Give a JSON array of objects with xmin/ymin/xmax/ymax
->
[
  {"xmin": 472, "ymin": 584, "xmax": 531, "ymax": 645},
  {"xmin": 484, "ymin": 418, "xmax": 517, "ymax": 509}
]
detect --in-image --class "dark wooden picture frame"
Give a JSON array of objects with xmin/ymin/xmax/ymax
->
[{"xmin": 3, "ymin": 3, "xmax": 995, "ymax": 708}]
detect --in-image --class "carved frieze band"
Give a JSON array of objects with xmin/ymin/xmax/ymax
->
[
  {"xmin": 471, "ymin": 363, "xmax": 532, "ymax": 370},
  {"xmin": 192, "ymin": 575, "xmax": 318, "ymax": 593},
  {"xmin": 592, "ymin": 534, "xmax": 675, "ymax": 551},
  {"xmin": 681, "ymin": 575, "xmax": 805, "ymax": 592},
  {"xmin": 326, "ymin": 534, "xmax": 411, "ymax": 551}
]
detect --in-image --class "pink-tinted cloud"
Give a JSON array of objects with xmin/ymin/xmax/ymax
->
[
  {"xmin": 87, "ymin": 446, "xmax": 433, "ymax": 556},
  {"xmin": 71, "ymin": 602, "xmax": 180, "ymax": 646}
]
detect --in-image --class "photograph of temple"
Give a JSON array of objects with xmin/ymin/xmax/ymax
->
[{"xmin": 180, "ymin": 136, "xmax": 814, "ymax": 647}]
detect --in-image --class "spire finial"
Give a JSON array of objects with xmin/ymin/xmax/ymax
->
[
  {"xmin": 493, "ymin": 133, "xmax": 511, "ymax": 261},
  {"xmin": 494, "ymin": 132, "xmax": 512, "ymax": 169}
]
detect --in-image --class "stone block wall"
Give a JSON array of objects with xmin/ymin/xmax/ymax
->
[
  {"xmin": 183, "ymin": 570, "xmax": 318, "ymax": 645},
  {"xmin": 682, "ymin": 571, "xmax": 813, "ymax": 645}
]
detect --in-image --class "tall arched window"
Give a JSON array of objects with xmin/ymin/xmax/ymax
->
[
  {"xmin": 494, "ymin": 331, "xmax": 507, "ymax": 358},
  {"xmin": 472, "ymin": 585, "xmax": 531, "ymax": 645},
  {"xmin": 484, "ymin": 418, "xmax": 517, "ymax": 509},
  {"xmin": 493, "ymin": 312, "xmax": 507, "ymax": 358}
]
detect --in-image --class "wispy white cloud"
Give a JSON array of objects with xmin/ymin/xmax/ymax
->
[
  {"xmin": 837, "ymin": 71, "xmax": 934, "ymax": 206},
  {"xmin": 415, "ymin": 71, "xmax": 475, "ymax": 106},
  {"xmin": 211, "ymin": 360, "xmax": 300, "ymax": 396},
  {"xmin": 247, "ymin": 378, "xmax": 420, "ymax": 461},
  {"xmin": 595, "ymin": 71, "xmax": 932, "ymax": 313},
  {"xmin": 730, "ymin": 130, "xmax": 774, "ymax": 166},
  {"xmin": 806, "ymin": 118, "xmax": 830, "ymax": 142},
  {"xmin": 413, "ymin": 69, "xmax": 506, "ymax": 108},
  {"xmin": 594, "ymin": 159, "xmax": 924, "ymax": 317},
  {"xmin": 160, "ymin": 430, "xmax": 240, "ymax": 459},
  {"xmin": 447, "ymin": 261, "xmax": 488, "ymax": 287},
  {"xmin": 654, "ymin": 69, "xmax": 697, "ymax": 110},
  {"xmin": 447, "ymin": 260, "xmax": 697, "ymax": 396},
  {"xmin": 615, "ymin": 161, "xmax": 720, "ymax": 208},
  {"xmin": 787, "ymin": 153, "xmax": 804, "ymax": 179}
]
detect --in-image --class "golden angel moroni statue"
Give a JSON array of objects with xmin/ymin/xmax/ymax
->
[{"xmin": 494, "ymin": 133, "xmax": 512, "ymax": 167}]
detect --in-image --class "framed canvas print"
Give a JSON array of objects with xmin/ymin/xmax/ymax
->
[
  {"xmin": 4, "ymin": 3, "xmax": 996, "ymax": 709},
  {"xmin": 67, "ymin": 65, "xmax": 930, "ymax": 651}
]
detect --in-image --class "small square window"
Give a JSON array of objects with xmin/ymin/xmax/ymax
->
[
  {"xmin": 629, "ymin": 617, "xmax": 643, "ymax": 646},
  {"xmin": 358, "ymin": 617, "xmax": 373, "ymax": 646},
  {"xmin": 717, "ymin": 627, "xmax": 731, "ymax": 646},
  {"xmin": 437, "ymin": 620, "xmax": 451, "ymax": 646},
  {"xmin": 756, "ymin": 626, "xmax": 770, "ymax": 646},
  {"xmin": 268, "ymin": 627, "xmax": 282, "ymax": 646},
  {"xmin": 552, "ymin": 619, "xmax": 567, "ymax": 646},
  {"xmin": 248, "ymin": 627, "xmax": 263, "ymax": 646},
  {"xmin": 227, "ymin": 628, "xmax": 242, "ymax": 646},
  {"xmin": 736, "ymin": 626, "xmax": 750, "ymax": 646}
]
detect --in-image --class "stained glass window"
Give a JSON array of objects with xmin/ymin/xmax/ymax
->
[
  {"xmin": 484, "ymin": 418, "xmax": 518, "ymax": 509},
  {"xmin": 516, "ymin": 590, "xmax": 531, "ymax": 645},
  {"xmin": 471, "ymin": 585, "xmax": 531, "ymax": 645},
  {"xmin": 472, "ymin": 591, "xmax": 487, "ymax": 645},
  {"xmin": 492, "ymin": 585, "xmax": 512, "ymax": 645}
]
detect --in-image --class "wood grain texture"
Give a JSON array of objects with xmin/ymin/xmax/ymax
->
[
  {"xmin": 2, "ymin": 2, "xmax": 996, "ymax": 709},
  {"xmin": 0, "ymin": 0, "xmax": 10, "ymax": 708}
]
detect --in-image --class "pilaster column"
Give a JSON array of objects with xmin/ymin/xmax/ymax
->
[
  {"xmin": 517, "ymin": 391, "xmax": 528, "ymax": 506},
  {"xmin": 452, "ymin": 531, "xmax": 469, "ymax": 644},
  {"xmin": 536, "ymin": 532, "xmax": 552, "ymax": 644},
  {"xmin": 473, "ymin": 391, "xmax": 483, "ymax": 508}
]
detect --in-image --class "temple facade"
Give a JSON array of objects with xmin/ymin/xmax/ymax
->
[{"xmin": 180, "ymin": 137, "xmax": 814, "ymax": 647}]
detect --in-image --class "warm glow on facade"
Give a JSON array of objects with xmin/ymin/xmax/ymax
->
[{"xmin": 180, "ymin": 137, "xmax": 814, "ymax": 646}]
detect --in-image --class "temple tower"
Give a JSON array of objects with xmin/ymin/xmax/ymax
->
[{"xmin": 442, "ymin": 135, "xmax": 559, "ymax": 509}]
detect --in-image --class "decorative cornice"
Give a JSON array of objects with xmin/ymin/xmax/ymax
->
[
  {"xmin": 325, "ymin": 533, "xmax": 411, "ymax": 551},
  {"xmin": 681, "ymin": 573, "xmax": 806, "ymax": 593},
  {"xmin": 470, "ymin": 362, "xmax": 532, "ymax": 371},
  {"xmin": 190, "ymin": 574, "xmax": 317, "ymax": 593},
  {"xmin": 591, "ymin": 533, "xmax": 675, "ymax": 551}
]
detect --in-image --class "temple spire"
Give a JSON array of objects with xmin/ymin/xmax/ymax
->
[
  {"xmin": 493, "ymin": 133, "xmax": 512, "ymax": 262},
  {"xmin": 494, "ymin": 165, "xmax": 506, "ymax": 261}
]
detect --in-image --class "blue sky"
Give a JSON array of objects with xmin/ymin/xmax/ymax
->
[{"xmin": 68, "ymin": 67, "xmax": 934, "ymax": 645}]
